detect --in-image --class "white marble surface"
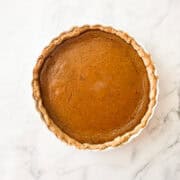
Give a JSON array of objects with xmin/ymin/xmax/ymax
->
[{"xmin": 0, "ymin": 0, "xmax": 180, "ymax": 179}]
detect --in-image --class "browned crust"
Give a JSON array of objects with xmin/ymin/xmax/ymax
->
[{"xmin": 32, "ymin": 25, "xmax": 158, "ymax": 150}]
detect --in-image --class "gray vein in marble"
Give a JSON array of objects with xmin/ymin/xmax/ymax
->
[
  {"xmin": 134, "ymin": 139, "xmax": 180, "ymax": 180},
  {"xmin": 134, "ymin": 110, "xmax": 180, "ymax": 180},
  {"xmin": 134, "ymin": 160, "xmax": 151, "ymax": 180},
  {"xmin": 130, "ymin": 147, "xmax": 137, "ymax": 162},
  {"xmin": 178, "ymin": 87, "xmax": 180, "ymax": 118},
  {"xmin": 166, "ymin": 136, "xmax": 180, "ymax": 150},
  {"xmin": 58, "ymin": 166, "xmax": 88, "ymax": 177},
  {"xmin": 147, "ymin": 108, "xmax": 175, "ymax": 134},
  {"xmin": 81, "ymin": 167, "xmax": 88, "ymax": 180},
  {"xmin": 163, "ymin": 108, "xmax": 176, "ymax": 123},
  {"xmin": 17, "ymin": 145, "xmax": 42, "ymax": 180}
]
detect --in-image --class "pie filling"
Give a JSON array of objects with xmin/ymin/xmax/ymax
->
[{"xmin": 39, "ymin": 30, "xmax": 150, "ymax": 144}]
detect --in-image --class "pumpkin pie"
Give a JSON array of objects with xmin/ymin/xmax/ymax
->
[{"xmin": 32, "ymin": 25, "xmax": 157, "ymax": 150}]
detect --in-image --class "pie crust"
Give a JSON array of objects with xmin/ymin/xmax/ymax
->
[{"xmin": 32, "ymin": 25, "xmax": 158, "ymax": 150}]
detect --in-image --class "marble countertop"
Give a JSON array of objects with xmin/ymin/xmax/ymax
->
[{"xmin": 0, "ymin": 0, "xmax": 180, "ymax": 179}]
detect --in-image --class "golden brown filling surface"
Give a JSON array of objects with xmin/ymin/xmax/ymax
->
[{"xmin": 40, "ymin": 30, "xmax": 150, "ymax": 144}]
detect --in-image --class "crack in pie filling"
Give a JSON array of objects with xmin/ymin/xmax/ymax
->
[{"xmin": 33, "ymin": 25, "xmax": 157, "ymax": 149}]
